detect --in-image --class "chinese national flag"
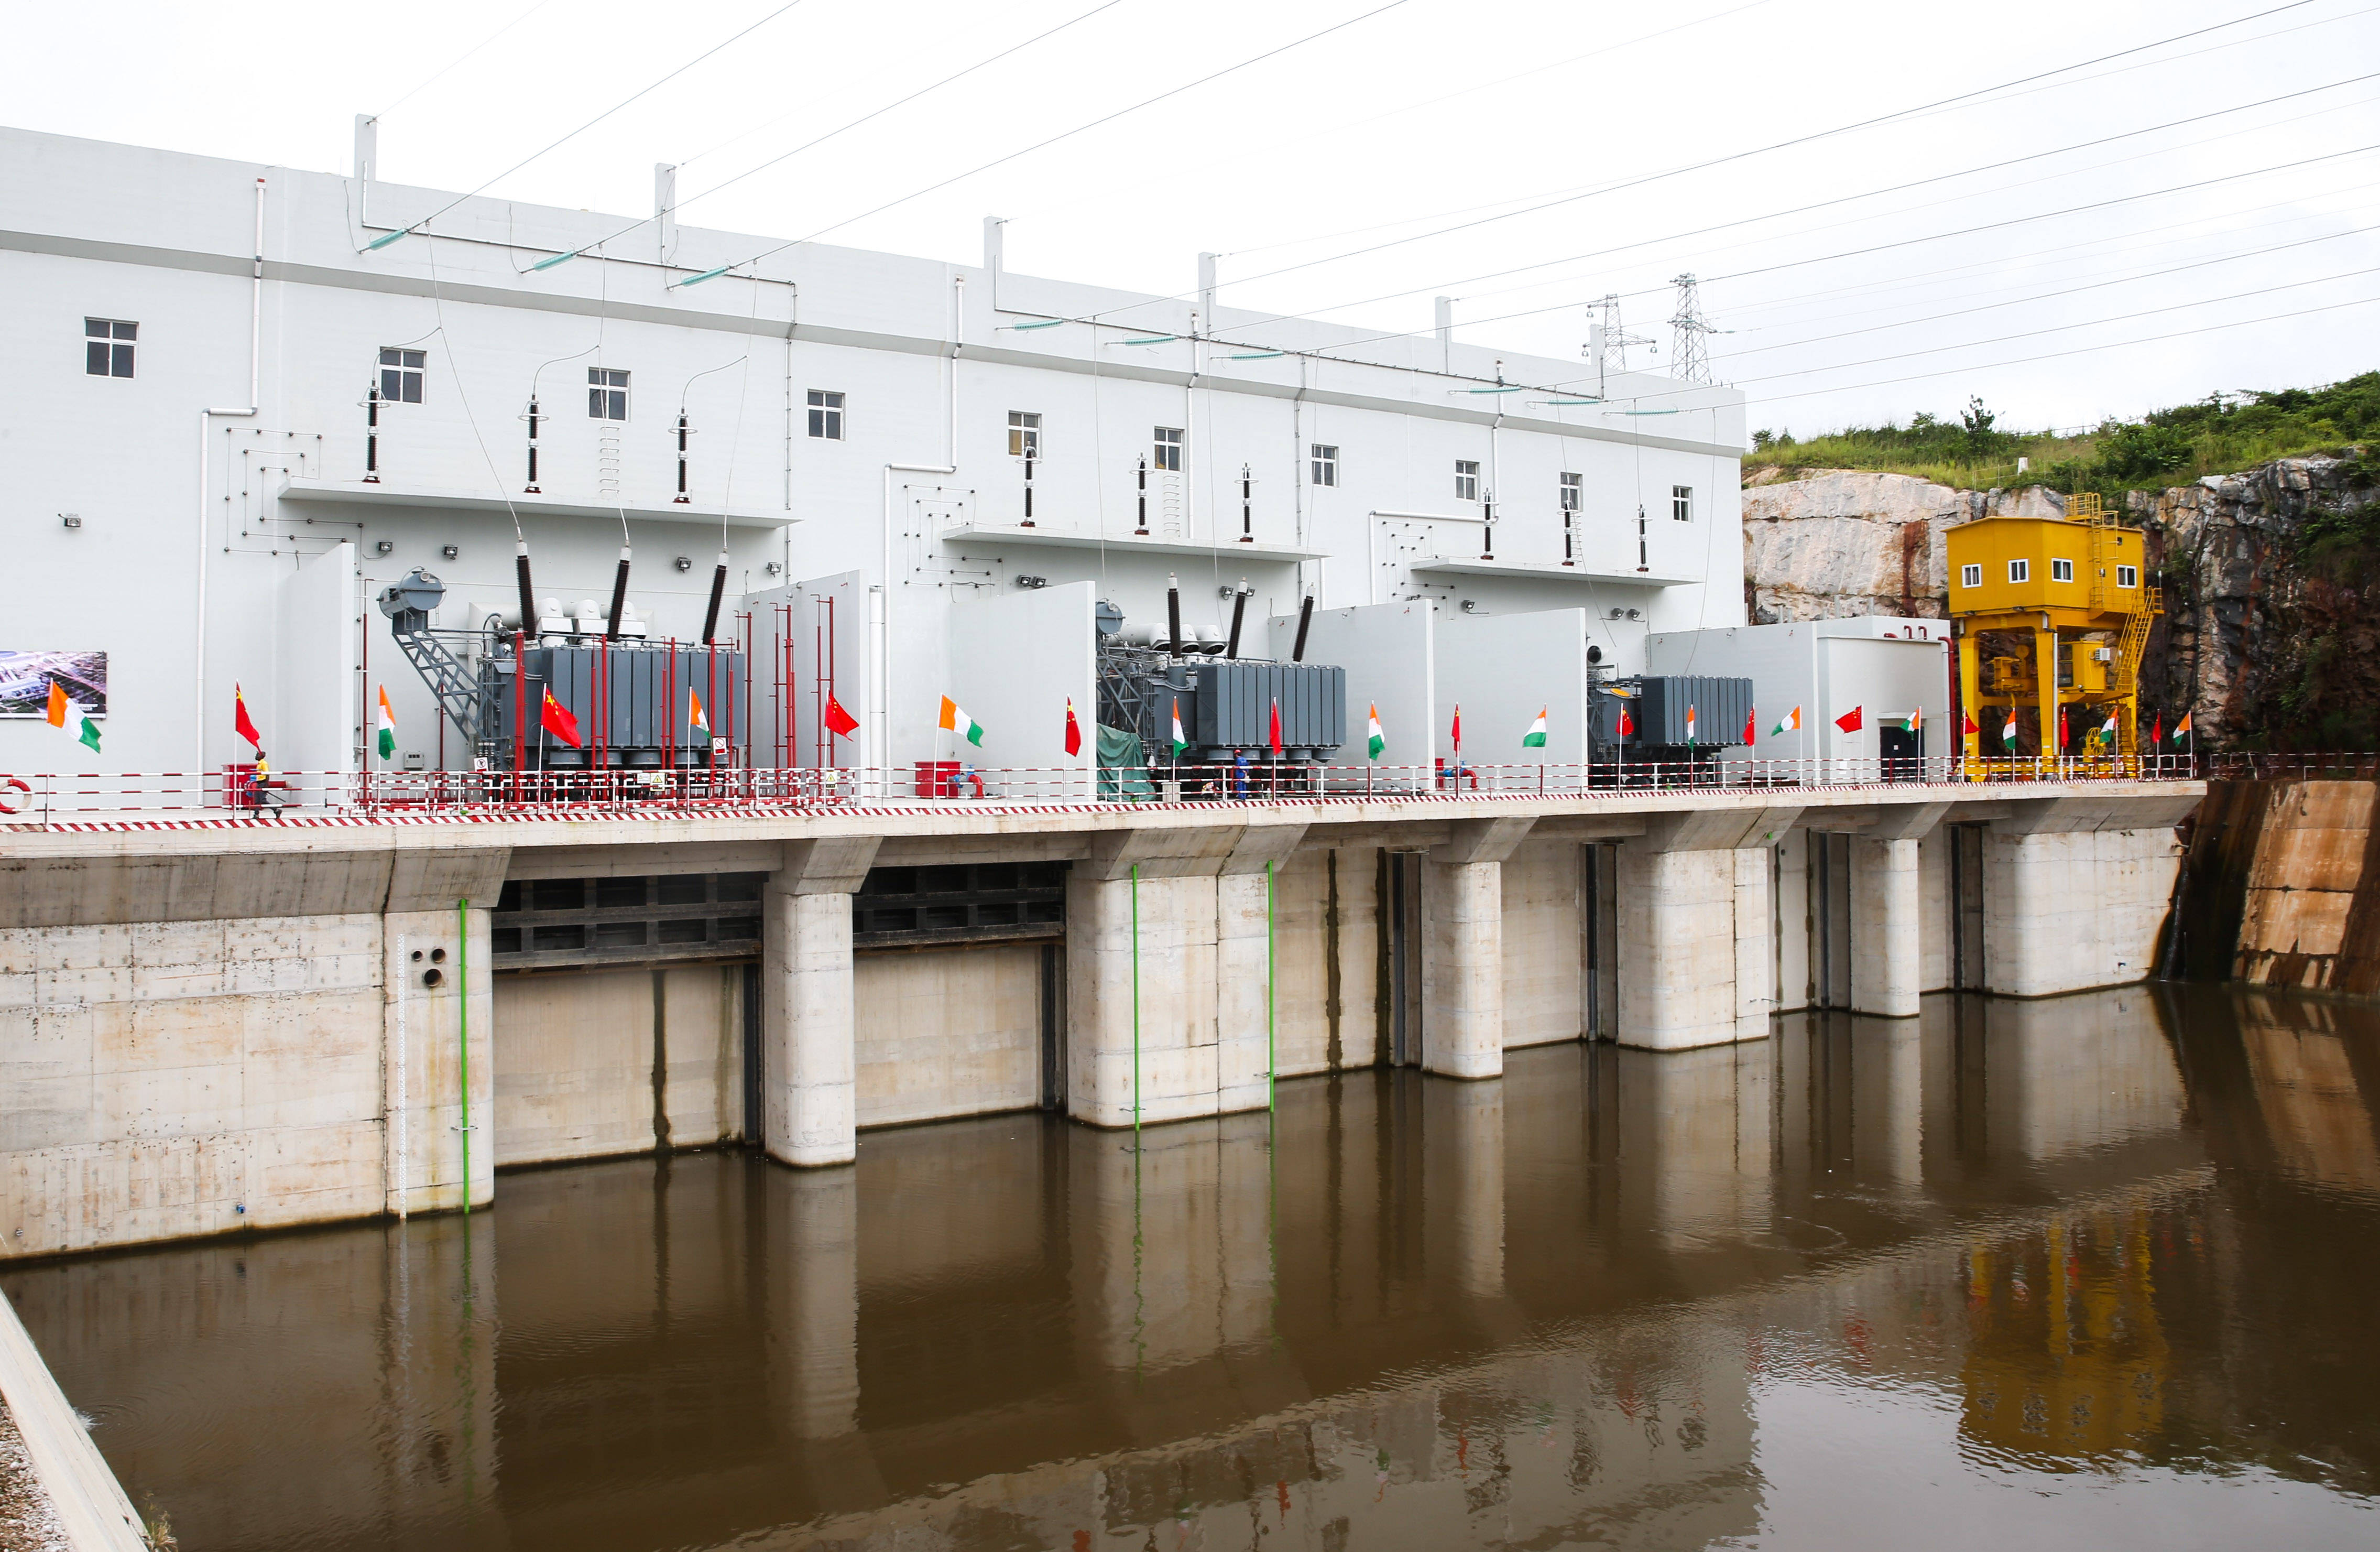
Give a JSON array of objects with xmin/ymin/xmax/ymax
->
[
  {"xmin": 1962, "ymin": 709, "xmax": 1979, "ymax": 736},
  {"xmin": 233, "ymin": 683, "xmax": 263, "ymax": 748},
  {"xmin": 1063, "ymin": 697, "xmax": 1083, "ymax": 757},
  {"xmin": 1269, "ymin": 698, "xmax": 1284, "ymax": 756},
  {"xmin": 1834, "ymin": 705, "xmax": 1864, "ymax": 734},
  {"xmin": 1742, "ymin": 705, "xmax": 1757, "ymax": 744},
  {"xmin": 823, "ymin": 692, "xmax": 859, "ymax": 738},
  {"xmin": 2150, "ymin": 711, "xmax": 2163, "ymax": 747},
  {"xmin": 540, "ymin": 689, "xmax": 583, "ymax": 748},
  {"xmin": 1618, "ymin": 706, "xmax": 1635, "ymax": 739}
]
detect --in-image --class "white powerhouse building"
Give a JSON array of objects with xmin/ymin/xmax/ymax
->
[{"xmin": 0, "ymin": 123, "xmax": 1744, "ymax": 787}]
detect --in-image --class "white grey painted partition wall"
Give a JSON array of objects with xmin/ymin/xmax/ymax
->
[
  {"xmin": 1434, "ymin": 608, "xmax": 1591, "ymax": 769},
  {"xmin": 1272, "ymin": 602, "xmax": 1436, "ymax": 776}
]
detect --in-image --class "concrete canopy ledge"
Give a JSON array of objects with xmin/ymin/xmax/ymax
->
[
  {"xmin": 1430, "ymin": 817, "xmax": 1536, "ymax": 865},
  {"xmin": 779, "ymin": 838, "xmax": 881, "ymax": 895},
  {"xmin": 1220, "ymin": 824, "xmax": 1308, "ymax": 875},
  {"xmin": 1637, "ymin": 806, "xmax": 1804, "ymax": 853},
  {"xmin": 1990, "ymin": 794, "xmax": 2204, "ymax": 835}
]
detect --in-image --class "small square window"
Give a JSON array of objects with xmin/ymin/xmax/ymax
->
[
  {"xmin": 2116, "ymin": 564, "xmax": 2138, "ymax": 589},
  {"xmin": 588, "ymin": 367, "xmax": 629, "ymax": 420},
  {"xmin": 808, "ymin": 389, "xmax": 845, "ymax": 440},
  {"xmin": 1009, "ymin": 411, "xmax": 1041, "ymax": 459},
  {"xmin": 1560, "ymin": 472, "xmax": 1582, "ymax": 512},
  {"xmin": 379, "ymin": 347, "xmax": 425, "ymax": 405},
  {"xmin": 1153, "ymin": 426, "xmax": 1182, "ymax": 472},
  {"xmin": 1311, "ymin": 443, "xmax": 1338, "ymax": 487},
  {"xmin": 1454, "ymin": 460, "xmax": 1480, "ymax": 502},
  {"xmin": 2009, "ymin": 558, "xmax": 2030, "ymax": 584},
  {"xmin": 1672, "ymin": 484, "xmax": 1694, "ymax": 522},
  {"xmin": 2051, "ymin": 558, "xmax": 2075, "ymax": 582},
  {"xmin": 84, "ymin": 318, "xmax": 136, "ymax": 378},
  {"xmin": 1960, "ymin": 563, "xmax": 1982, "ymax": 589}
]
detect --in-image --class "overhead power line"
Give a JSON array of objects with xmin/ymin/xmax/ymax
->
[
  {"xmin": 684, "ymin": 0, "xmax": 1416, "ymax": 284},
  {"xmin": 367, "ymin": 0, "xmax": 814, "ymax": 250},
  {"xmin": 1095, "ymin": 0, "xmax": 2327, "ymax": 322}
]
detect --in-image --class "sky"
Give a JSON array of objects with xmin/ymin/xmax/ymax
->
[{"xmin": 5, "ymin": 0, "xmax": 2377, "ymax": 438}]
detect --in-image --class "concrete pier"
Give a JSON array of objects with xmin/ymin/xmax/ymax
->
[{"xmin": 1, "ymin": 779, "xmax": 2200, "ymax": 1258}]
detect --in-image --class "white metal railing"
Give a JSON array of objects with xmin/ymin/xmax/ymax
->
[{"xmin": 0, "ymin": 753, "xmax": 2216, "ymax": 827}]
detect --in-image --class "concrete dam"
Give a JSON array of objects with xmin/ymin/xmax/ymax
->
[{"xmin": 1, "ymin": 778, "xmax": 2194, "ymax": 1259}]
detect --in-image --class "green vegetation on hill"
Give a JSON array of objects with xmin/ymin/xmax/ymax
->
[{"xmin": 1745, "ymin": 373, "xmax": 2380, "ymax": 498}]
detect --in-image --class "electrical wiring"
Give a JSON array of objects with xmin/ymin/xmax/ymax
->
[
  {"xmin": 373, "ymin": 0, "xmax": 814, "ymax": 247},
  {"xmin": 1285, "ymin": 140, "xmax": 2380, "ymax": 372},
  {"xmin": 1080, "ymin": 0, "xmax": 2333, "ymax": 324},
  {"xmin": 1208, "ymin": 78, "xmax": 2380, "ymax": 350},
  {"xmin": 694, "ymin": 0, "xmax": 1416, "ymax": 282},
  {"xmin": 539, "ymin": 0, "xmax": 1132, "ymax": 272},
  {"xmin": 372, "ymin": 0, "xmax": 560, "ymax": 120},
  {"xmin": 1708, "ymin": 221, "xmax": 2380, "ymax": 363},
  {"xmin": 1425, "ymin": 77, "xmax": 2380, "ymax": 321},
  {"xmin": 1731, "ymin": 292, "xmax": 2380, "ymax": 411}
]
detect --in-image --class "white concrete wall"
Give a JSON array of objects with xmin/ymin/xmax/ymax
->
[
  {"xmin": 0, "ymin": 125, "xmax": 1747, "ymax": 786},
  {"xmin": 1501, "ymin": 839, "xmax": 1584, "ymax": 1048},
  {"xmin": 946, "ymin": 581, "xmax": 1095, "ymax": 797},
  {"xmin": 1917, "ymin": 828, "xmax": 1950, "ymax": 993},
  {"xmin": 493, "ymin": 968, "xmax": 656, "ymax": 1166},
  {"xmin": 855, "ymin": 943, "xmax": 1040, "ymax": 1128},
  {"xmin": 1276, "ymin": 602, "xmax": 1436, "ymax": 779},
  {"xmin": 1773, "ymin": 833, "xmax": 1810, "ymax": 1013},
  {"xmin": 1, "ymin": 915, "xmax": 387, "ymax": 1257},
  {"xmin": 1436, "ymin": 609, "xmax": 1592, "ymax": 769}
]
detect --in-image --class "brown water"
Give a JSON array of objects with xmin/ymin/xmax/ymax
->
[{"xmin": 7, "ymin": 985, "xmax": 2380, "ymax": 1551}]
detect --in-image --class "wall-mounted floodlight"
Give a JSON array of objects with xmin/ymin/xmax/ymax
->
[{"xmin": 530, "ymin": 248, "xmax": 583, "ymax": 272}]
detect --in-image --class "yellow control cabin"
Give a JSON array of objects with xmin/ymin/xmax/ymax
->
[{"xmin": 1947, "ymin": 493, "xmax": 2159, "ymax": 774}]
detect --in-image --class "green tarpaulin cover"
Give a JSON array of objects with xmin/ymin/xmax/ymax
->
[{"xmin": 1096, "ymin": 724, "xmax": 1155, "ymax": 801}]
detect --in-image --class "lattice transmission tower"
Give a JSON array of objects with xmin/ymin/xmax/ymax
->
[
  {"xmin": 1585, "ymin": 293, "xmax": 1654, "ymax": 397},
  {"xmin": 1669, "ymin": 272, "xmax": 1715, "ymax": 385}
]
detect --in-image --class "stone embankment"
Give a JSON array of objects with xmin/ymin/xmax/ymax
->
[{"xmin": 1740, "ymin": 456, "xmax": 2377, "ymax": 750}]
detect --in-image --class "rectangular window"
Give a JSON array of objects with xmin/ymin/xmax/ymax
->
[
  {"xmin": 807, "ymin": 389, "xmax": 845, "ymax": 440},
  {"xmin": 1960, "ymin": 562, "xmax": 1982, "ymax": 589},
  {"xmin": 588, "ymin": 367, "xmax": 629, "ymax": 420},
  {"xmin": 1008, "ymin": 411, "xmax": 1042, "ymax": 459},
  {"xmin": 1454, "ymin": 460, "xmax": 1480, "ymax": 502},
  {"xmin": 2116, "ymin": 563, "xmax": 2138, "ymax": 589},
  {"xmin": 1672, "ymin": 484, "xmax": 1694, "ymax": 522},
  {"xmin": 1560, "ymin": 472, "xmax": 1582, "ymax": 512},
  {"xmin": 1153, "ymin": 426, "xmax": 1182, "ymax": 472},
  {"xmin": 2008, "ymin": 558, "xmax": 2030, "ymax": 584},
  {"xmin": 379, "ymin": 347, "xmax": 425, "ymax": 404},
  {"xmin": 2051, "ymin": 558, "xmax": 2075, "ymax": 582},
  {"xmin": 84, "ymin": 318, "xmax": 136, "ymax": 378},
  {"xmin": 1311, "ymin": 443, "xmax": 1338, "ymax": 487}
]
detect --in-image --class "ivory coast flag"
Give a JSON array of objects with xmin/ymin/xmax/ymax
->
[
  {"xmin": 1903, "ymin": 706, "xmax": 1923, "ymax": 733},
  {"xmin": 1522, "ymin": 707, "xmax": 1547, "ymax": 748},
  {"xmin": 688, "ymin": 688, "xmax": 709, "ymax": 735},
  {"xmin": 1685, "ymin": 704, "xmax": 1698, "ymax": 745},
  {"xmin": 2172, "ymin": 710, "xmax": 2193, "ymax": 744},
  {"xmin": 1773, "ymin": 705, "xmax": 1800, "ymax": 736},
  {"xmin": 2001, "ymin": 710, "xmax": 2018, "ymax": 745},
  {"xmin": 1170, "ymin": 697, "xmax": 1188, "ymax": 757},
  {"xmin": 1367, "ymin": 703, "xmax": 1384, "ymax": 761},
  {"xmin": 376, "ymin": 686, "xmax": 396, "ymax": 761},
  {"xmin": 938, "ymin": 696, "xmax": 985, "ymax": 746}
]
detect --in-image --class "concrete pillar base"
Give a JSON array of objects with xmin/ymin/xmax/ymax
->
[
  {"xmin": 381, "ymin": 907, "xmax": 494, "ymax": 1215},
  {"xmin": 763, "ymin": 838, "xmax": 880, "ymax": 1168}
]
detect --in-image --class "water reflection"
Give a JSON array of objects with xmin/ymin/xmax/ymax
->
[{"xmin": 7, "ymin": 987, "xmax": 2380, "ymax": 1550}]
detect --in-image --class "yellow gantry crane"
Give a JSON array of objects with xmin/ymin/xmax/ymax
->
[{"xmin": 1948, "ymin": 493, "xmax": 2161, "ymax": 776}]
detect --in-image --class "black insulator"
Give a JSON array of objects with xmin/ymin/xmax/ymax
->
[
  {"xmin": 1292, "ymin": 593, "xmax": 1315, "ymax": 663},
  {"xmin": 1225, "ymin": 589, "xmax": 1248, "ymax": 659},
  {"xmin": 514, "ymin": 546, "xmax": 537, "ymax": 642},
  {"xmin": 701, "ymin": 558, "xmax": 728, "ymax": 645},
  {"xmin": 1166, "ymin": 580, "xmax": 1183, "ymax": 656},
  {"xmin": 606, "ymin": 550, "xmax": 631, "ymax": 639}
]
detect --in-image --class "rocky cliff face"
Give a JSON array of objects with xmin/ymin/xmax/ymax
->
[
  {"xmin": 1742, "ymin": 457, "xmax": 2380, "ymax": 748},
  {"xmin": 1741, "ymin": 472, "xmax": 2060, "ymax": 624}
]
